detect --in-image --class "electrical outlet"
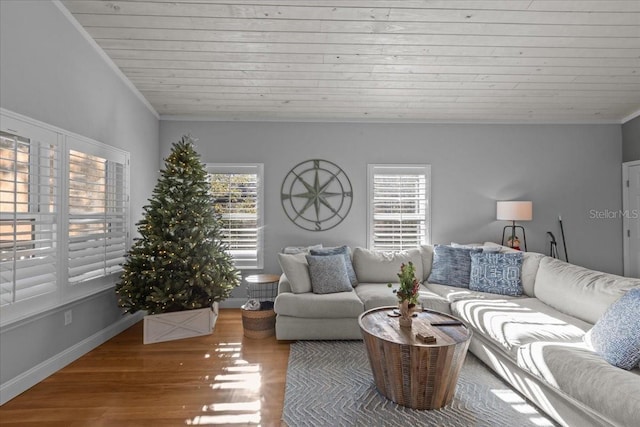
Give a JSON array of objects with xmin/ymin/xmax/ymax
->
[{"xmin": 64, "ymin": 310, "xmax": 72, "ymax": 326}]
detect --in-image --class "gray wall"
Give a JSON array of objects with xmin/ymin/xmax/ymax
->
[
  {"xmin": 160, "ymin": 121, "xmax": 623, "ymax": 303},
  {"xmin": 0, "ymin": 1, "xmax": 158, "ymax": 390},
  {"xmin": 622, "ymin": 115, "xmax": 640, "ymax": 162}
]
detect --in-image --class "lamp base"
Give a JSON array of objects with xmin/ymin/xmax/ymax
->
[{"xmin": 501, "ymin": 225, "xmax": 527, "ymax": 251}]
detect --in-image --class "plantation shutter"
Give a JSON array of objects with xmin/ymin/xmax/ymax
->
[
  {"xmin": 67, "ymin": 138, "xmax": 128, "ymax": 285},
  {"xmin": 207, "ymin": 164, "xmax": 263, "ymax": 269},
  {"xmin": 369, "ymin": 165, "xmax": 430, "ymax": 251},
  {"xmin": 0, "ymin": 129, "xmax": 58, "ymax": 307},
  {"xmin": 1, "ymin": 109, "xmax": 132, "ymax": 325}
]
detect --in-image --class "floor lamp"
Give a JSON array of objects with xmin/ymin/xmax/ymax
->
[{"xmin": 497, "ymin": 201, "xmax": 532, "ymax": 251}]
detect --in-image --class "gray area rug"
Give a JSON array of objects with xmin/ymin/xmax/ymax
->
[{"xmin": 283, "ymin": 341, "xmax": 558, "ymax": 427}]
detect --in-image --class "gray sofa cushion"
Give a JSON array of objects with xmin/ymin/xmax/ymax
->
[
  {"xmin": 534, "ymin": 257, "xmax": 640, "ymax": 324},
  {"xmin": 452, "ymin": 297, "xmax": 591, "ymax": 358},
  {"xmin": 281, "ymin": 244, "xmax": 323, "ymax": 254},
  {"xmin": 354, "ymin": 282, "xmax": 431, "ymax": 311},
  {"xmin": 425, "ymin": 282, "xmax": 522, "ymax": 303},
  {"xmin": 278, "ymin": 275, "xmax": 292, "ymax": 294},
  {"xmin": 354, "ymin": 283, "xmax": 401, "ymax": 311},
  {"xmin": 352, "ymin": 247, "xmax": 423, "ymax": 283},
  {"xmin": 419, "ymin": 244, "xmax": 434, "ymax": 281},
  {"xmin": 520, "ymin": 252, "xmax": 544, "ymax": 297},
  {"xmin": 418, "ymin": 291, "xmax": 452, "ymax": 315},
  {"xmin": 516, "ymin": 340, "xmax": 640, "ymax": 427},
  {"xmin": 274, "ymin": 289, "xmax": 364, "ymax": 318}
]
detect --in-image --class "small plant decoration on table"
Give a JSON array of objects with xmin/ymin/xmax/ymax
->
[{"xmin": 388, "ymin": 261, "xmax": 420, "ymax": 328}]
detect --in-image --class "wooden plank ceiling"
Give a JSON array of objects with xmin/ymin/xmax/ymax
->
[{"xmin": 61, "ymin": 0, "xmax": 640, "ymax": 122}]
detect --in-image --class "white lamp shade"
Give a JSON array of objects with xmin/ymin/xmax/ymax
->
[{"xmin": 496, "ymin": 201, "xmax": 533, "ymax": 221}]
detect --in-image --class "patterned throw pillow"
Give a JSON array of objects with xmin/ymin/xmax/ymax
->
[
  {"xmin": 586, "ymin": 288, "xmax": 640, "ymax": 370},
  {"xmin": 306, "ymin": 254, "xmax": 353, "ymax": 294},
  {"xmin": 310, "ymin": 245, "xmax": 358, "ymax": 287},
  {"xmin": 468, "ymin": 252, "xmax": 524, "ymax": 296},
  {"xmin": 427, "ymin": 245, "xmax": 482, "ymax": 288}
]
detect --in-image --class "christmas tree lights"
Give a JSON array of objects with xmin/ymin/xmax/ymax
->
[{"xmin": 116, "ymin": 135, "xmax": 239, "ymax": 314}]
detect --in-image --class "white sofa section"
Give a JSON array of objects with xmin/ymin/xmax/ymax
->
[{"xmin": 274, "ymin": 245, "xmax": 640, "ymax": 427}]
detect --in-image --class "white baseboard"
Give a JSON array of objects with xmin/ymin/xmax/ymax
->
[{"xmin": 0, "ymin": 311, "xmax": 144, "ymax": 405}]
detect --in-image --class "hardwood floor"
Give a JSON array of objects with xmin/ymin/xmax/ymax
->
[{"xmin": 0, "ymin": 309, "xmax": 291, "ymax": 426}]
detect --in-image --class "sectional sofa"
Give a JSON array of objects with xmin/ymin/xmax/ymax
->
[{"xmin": 274, "ymin": 244, "xmax": 640, "ymax": 427}]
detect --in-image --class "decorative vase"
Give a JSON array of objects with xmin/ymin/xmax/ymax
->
[{"xmin": 399, "ymin": 300, "xmax": 413, "ymax": 328}]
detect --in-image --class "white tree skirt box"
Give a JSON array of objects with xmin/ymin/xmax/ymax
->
[{"xmin": 143, "ymin": 303, "xmax": 219, "ymax": 344}]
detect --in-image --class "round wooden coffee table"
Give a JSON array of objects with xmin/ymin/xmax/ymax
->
[{"xmin": 358, "ymin": 307, "xmax": 472, "ymax": 410}]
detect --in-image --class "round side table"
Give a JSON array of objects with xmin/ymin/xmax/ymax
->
[{"xmin": 245, "ymin": 274, "xmax": 280, "ymax": 302}]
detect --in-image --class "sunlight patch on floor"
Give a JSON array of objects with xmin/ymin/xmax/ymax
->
[
  {"xmin": 186, "ymin": 342, "xmax": 265, "ymax": 425},
  {"xmin": 214, "ymin": 373, "xmax": 261, "ymax": 382},
  {"xmin": 185, "ymin": 413, "xmax": 260, "ymax": 425},
  {"xmin": 225, "ymin": 364, "xmax": 261, "ymax": 373},
  {"xmin": 205, "ymin": 401, "xmax": 261, "ymax": 412}
]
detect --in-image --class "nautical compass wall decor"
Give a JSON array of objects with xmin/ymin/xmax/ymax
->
[{"xmin": 281, "ymin": 159, "xmax": 353, "ymax": 231}]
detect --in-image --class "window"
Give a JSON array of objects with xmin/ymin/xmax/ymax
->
[
  {"xmin": 67, "ymin": 136, "xmax": 129, "ymax": 287},
  {"xmin": 0, "ymin": 110, "xmax": 129, "ymax": 325},
  {"xmin": 368, "ymin": 164, "xmax": 430, "ymax": 251},
  {"xmin": 207, "ymin": 164, "xmax": 263, "ymax": 270},
  {"xmin": 1, "ymin": 130, "xmax": 58, "ymax": 310}
]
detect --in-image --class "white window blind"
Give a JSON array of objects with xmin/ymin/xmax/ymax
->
[
  {"xmin": 368, "ymin": 164, "xmax": 430, "ymax": 251},
  {"xmin": 67, "ymin": 138, "xmax": 128, "ymax": 285},
  {"xmin": 0, "ymin": 130, "xmax": 58, "ymax": 307},
  {"xmin": 0, "ymin": 109, "xmax": 130, "ymax": 326},
  {"xmin": 207, "ymin": 164, "xmax": 263, "ymax": 270}
]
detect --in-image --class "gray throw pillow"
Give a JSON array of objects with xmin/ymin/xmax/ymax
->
[
  {"xmin": 309, "ymin": 245, "xmax": 358, "ymax": 287},
  {"xmin": 427, "ymin": 245, "xmax": 482, "ymax": 288},
  {"xmin": 469, "ymin": 252, "xmax": 524, "ymax": 296},
  {"xmin": 306, "ymin": 254, "xmax": 353, "ymax": 294},
  {"xmin": 277, "ymin": 253, "xmax": 312, "ymax": 294}
]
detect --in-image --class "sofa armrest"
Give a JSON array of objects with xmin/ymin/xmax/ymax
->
[{"xmin": 278, "ymin": 274, "xmax": 292, "ymax": 294}]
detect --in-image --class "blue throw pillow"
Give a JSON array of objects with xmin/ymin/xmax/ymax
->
[
  {"xmin": 427, "ymin": 245, "xmax": 482, "ymax": 288},
  {"xmin": 305, "ymin": 254, "xmax": 353, "ymax": 294},
  {"xmin": 309, "ymin": 245, "xmax": 358, "ymax": 288},
  {"xmin": 469, "ymin": 252, "xmax": 523, "ymax": 296},
  {"xmin": 586, "ymin": 288, "xmax": 640, "ymax": 370}
]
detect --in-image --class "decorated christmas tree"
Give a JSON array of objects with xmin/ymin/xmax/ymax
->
[{"xmin": 116, "ymin": 135, "xmax": 239, "ymax": 314}]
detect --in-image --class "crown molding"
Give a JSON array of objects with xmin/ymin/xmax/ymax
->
[{"xmin": 621, "ymin": 110, "xmax": 640, "ymax": 124}]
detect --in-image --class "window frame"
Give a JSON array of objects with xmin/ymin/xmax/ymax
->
[
  {"xmin": 206, "ymin": 163, "xmax": 264, "ymax": 270},
  {"xmin": 0, "ymin": 109, "xmax": 130, "ymax": 326},
  {"xmin": 367, "ymin": 164, "xmax": 431, "ymax": 252},
  {"xmin": 0, "ymin": 124, "xmax": 60, "ymax": 319},
  {"xmin": 65, "ymin": 135, "xmax": 130, "ymax": 297}
]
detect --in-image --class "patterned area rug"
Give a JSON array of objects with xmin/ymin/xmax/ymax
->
[{"xmin": 283, "ymin": 341, "xmax": 557, "ymax": 427}]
